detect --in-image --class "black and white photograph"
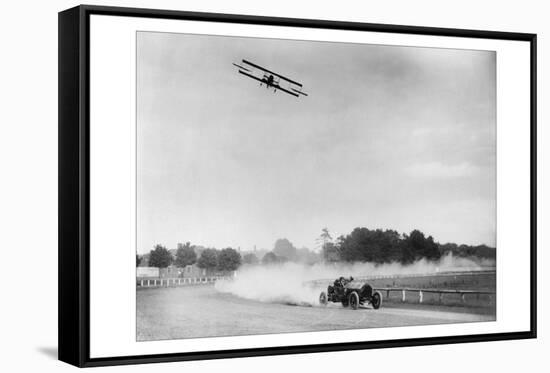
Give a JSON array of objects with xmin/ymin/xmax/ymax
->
[
  {"xmin": 0, "ymin": 0, "xmax": 544, "ymax": 370},
  {"xmin": 135, "ymin": 31, "xmax": 497, "ymax": 342}
]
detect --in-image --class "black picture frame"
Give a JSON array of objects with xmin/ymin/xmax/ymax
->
[{"xmin": 58, "ymin": 4, "xmax": 537, "ymax": 368}]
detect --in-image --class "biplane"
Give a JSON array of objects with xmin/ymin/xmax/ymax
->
[{"xmin": 232, "ymin": 59, "xmax": 308, "ymax": 98}]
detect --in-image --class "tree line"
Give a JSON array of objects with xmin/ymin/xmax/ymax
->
[
  {"xmin": 140, "ymin": 242, "xmax": 242, "ymax": 272},
  {"xmin": 137, "ymin": 227, "xmax": 495, "ymax": 270},
  {"xmin": 245, "ymin": 238, "xmax": 322, "ymax": 265},
  {"xmin": 322, "ymin": 227, "xmax": 496, "ymax": 264},
  {"xmin": 138, "ymin": 237, "xmax": 322, "ymax": 270}
]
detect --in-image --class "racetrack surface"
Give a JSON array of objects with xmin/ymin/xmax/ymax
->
[{"xmin": 137, "ymin": 285, "xmax": 495, "ymax": 341}]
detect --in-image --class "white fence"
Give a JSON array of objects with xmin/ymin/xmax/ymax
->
[
  {"xmin": 137, "ymin": 276, "xmax": 232, "ymax": 288},
  {"xmin": 375, "ymin": 287, "xmax": 495, "ymax": 305},
  {"xmin": 306, "ymin": 270, "xmax": 496, "ymax": 287},
  {"xmin": 307, "ymin": 270, "xmax": 496, "ymax": 306}
]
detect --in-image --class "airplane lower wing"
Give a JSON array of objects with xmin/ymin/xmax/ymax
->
[
  {"xmin": 272, "ymin": 84, "xmax": 299, "ymax": 97},
  {"xmin": 238, "ymin": 70, "xmax": 265, "ymax": 84},
  {"xmin": 291, "ymin": 88, "xmax": 308, "ymax": 97},
  {"xmin": 238, "ymin": 70, "xmax": 299, "ymax": 97}
]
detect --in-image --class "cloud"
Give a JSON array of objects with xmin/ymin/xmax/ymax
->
[{"xmin": 406, "ymin": 161, "xmax": 478, "ymax": 179}]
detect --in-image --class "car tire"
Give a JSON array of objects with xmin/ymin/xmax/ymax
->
[
  {"xmin": 372, "ymin": 291, "xmax": 382, "ymax": 309},
  {"xmin": 341, "ymin": 298, "xmax": 349, "ymax": 308},
  {"xmin": 319, "ymin": 291, "xmax": 328, "ymax": 306},
  {"xmin": 349, "ymin": 291, "xmax": 360, "ymax": 310}
]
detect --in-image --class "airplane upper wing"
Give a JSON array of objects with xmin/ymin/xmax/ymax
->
[
  {"xmin": 242, "ymin": 59, "xmax": 303, "ymax": 88},
  {"xmin": 232, "ymin": 63, "xmax": 251, "ymax": 72}
]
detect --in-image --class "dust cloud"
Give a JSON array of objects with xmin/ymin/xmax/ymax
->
[{"xmin": 214, "ymin": 254, "xmax": 494, "ymax": 306}]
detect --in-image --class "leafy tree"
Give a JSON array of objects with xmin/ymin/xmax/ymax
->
[
  {"xmin": 470, "ymin": 244, "xmax": 496, "ymax": 259},
  {"xmin": 197, "ymin": 248, "xmax": 218, "ymax": 270},
  {"xmin": 314, "ymin": 225, "xmax": 493, "ymax": 264},
  {"xmin": 399, "ymin": 234, "xmax": 416, "ymax": 264},
  {"xmin": 148, "ymin": 245, "xmax": 173, "ymax": 268},
  {"xmin": 136, "ymin": 254, "xmax": 142, "ymax": 267},
  {"xmin": 242, "ymin": 253, "xmax": 259, "ymax": 265},
  {"xmin": 439, "ymin": 242, "xmax": 458, "ymax": 256},
  {"xmin": 438, "ymin": 242, "xmax": 495, "ymax": 260},
  {"xmin": 339, "ymin": 228, "xmax": 378, "ymax": 262},
  {"xmin": 262, "ymin": 251, "xmax": 284, "ymax": 265},
  {"xmin": 322, "ymin": 242, "xmax": 340, "ymax": 262},
  {"xmin": 339, "ymin": 228, "xmax": 406, "ymax": 263},
  {"xmin": 408, "ymin": 229, "xmax": 426, "ymax": 257},
  {"xmin": 316, "ymin": 227, "xmax": 333, "ymax": 249},
  {"xmin": 425, "ymin": 236, "xmax": 441, "ymax": 260},
  {"xmin": 217, "ymin": 248, "xmax": 242, "ymax": 271},
  {"xmin": 406, "ymin": 230, "xmax": 440, "ymax": 261},
  {"xmin": 273, "ymin": 238, "xmax": 297, "ymax": 261},
  {"xmin": 175, "ymin": 242, "xmax": 197, "ymax": 268}
]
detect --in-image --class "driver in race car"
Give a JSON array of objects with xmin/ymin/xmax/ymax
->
[
  {"xmin": 335, "ymin": 276, "xmax": 354, "ymax": 288},
  {"xmin": 343, "ymin": 276, "xmax": 354, "ymax": 286}
]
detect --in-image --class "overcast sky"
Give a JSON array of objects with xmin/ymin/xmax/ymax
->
[{"xmin": 136, "ymin": 31, "xmax": 496, "ymax": 254}]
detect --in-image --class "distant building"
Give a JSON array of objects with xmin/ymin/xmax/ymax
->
[
  {"xmin": 137, "ymin": 267, "xmax": 159, "ymax": 278},
  {"xmin": 180, "ymin": 264, "xmax": 206, "ymax": 278},
  {"xmin": 159, "ymin": 265, "xmax": 179, "ymax": 278}
]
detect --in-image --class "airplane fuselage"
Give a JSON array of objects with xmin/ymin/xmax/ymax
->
[
  {"xmin": 234, "ymin": 59, "xmax": 306, "ymax": 98},
  {"xmin": 261, "ymin": 74, "xmax": 275, "ymax": 88}
]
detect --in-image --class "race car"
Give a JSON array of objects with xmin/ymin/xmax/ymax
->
[{"xmin": 319, "ymin": 277, "xmax": 382, "ymax": 310}]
